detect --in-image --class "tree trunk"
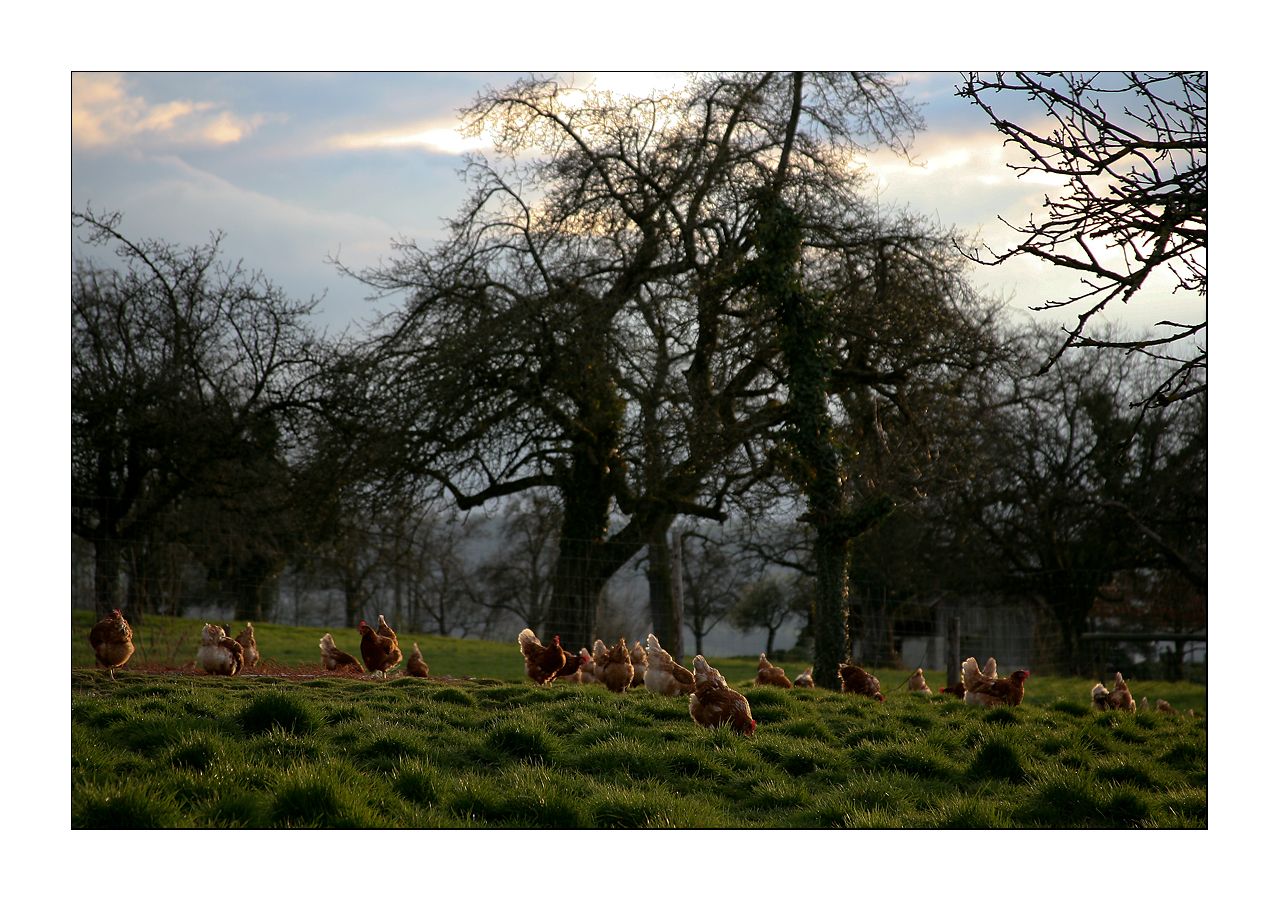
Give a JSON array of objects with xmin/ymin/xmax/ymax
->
[
  {"xmin": 670, "ymin": 532, "xmax": 685, "ymax": 665},
  {"xmin": 811, "ymin": 531, "xmax": 851, "ymax": 689},
  {"xmin": 646, "ymin": 526, "xmax": 674, "ymax": 647},
  {"xmin": 547, "ymin": 535, "xmax": 611, "ymax": 653}
]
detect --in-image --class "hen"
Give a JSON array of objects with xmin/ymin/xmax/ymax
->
[
  {"xmin": 406, "ymin": 642, "xmax": 430, "ymax": 678},
  {"xmin": 792, "ymin": 666, "xmax": 815, "ymax": 689},
  {"xmin": 88, "ymin": 609, "xmax": 135, "ymax": 680},
  {"xmin": 961, "ymin": 656, "xmax": 998, "ymax": 706},
  {"xmin": 576, "ymin": 647, "xmax": 597, "ymax": 683},
  {"xmin": 359, "ymin": 619, "xmax": 402, "ymax": 678},
  {"xmin": 235, "ymin": 622, "xmax": 260, "ymax": 671},
  {"xmin": 598, "ymin": 638, "xmax": 635, "ymax": 693},
  {"xmin": 755, "ymin": 653, "xmax": 792, "ymax": 689},
  {"xmin": 197, "ymin": 623, "xmax": 244, "ymax": 676},
  {"xmin": 1091, "ymin": 672, "xmax": 1136, "ymax": 712},
  {"xmin": 629, "ymin": 641, "xmax": 648, "ymax": 688},
  {"xmin": 517, "ymin": 628, "xmax": 567, "ymax": 685},
  {"xmin": 689, "ymin": 655, "xmax": 756, "ymax": 735},
  {"xmin": 556, "ymin": 648, "xmax": 591, "ymax": 683},
  {"xmin": 962, "ymin": 656, "xmax": 1029, "ymax": 707},
  {"xmin": 643, "ymin": 633, "xmax": 696, "ymax": 697},
  {"xmin": 1156, "ymin": 699, "xmax": 1180, "ymax": 715},
  {"xmin": 838, "ymin": 663, "xmax": 884, "ymax": 701},
  {"xmin": 939, "ymin": 679, "xmax": 966, "ymax": 698},
  {"xmin": 907, "ymin": 668, "xmax": 933, "ymax": 694},
  {"xmin": 319, "ymin": 633, "xmax": 364, "ymax": 673}
]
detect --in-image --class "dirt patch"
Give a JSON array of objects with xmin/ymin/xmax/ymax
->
[{"xmin": 80, "ymin": 659, "xmax": 477, "ymax": 684}]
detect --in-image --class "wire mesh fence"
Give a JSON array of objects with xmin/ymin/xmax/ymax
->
[{"xmin": 72, "ymin": 524, "xmax": 1206, "ymax": 681}]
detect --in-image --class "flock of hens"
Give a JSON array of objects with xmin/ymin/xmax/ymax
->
[{"xmin": 87, "ymin": 610, "xmax": 1192, "ymax": 734}]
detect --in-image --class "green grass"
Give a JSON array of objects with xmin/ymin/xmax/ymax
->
[{"xmin": 72, "ymin": 666, "xmax": 1207, "ymax": 829}]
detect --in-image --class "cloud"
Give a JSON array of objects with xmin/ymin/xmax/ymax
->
[
  {"xmin": 329, "ymin": 120, "xmax": 492, "ymax": 155},
  {"xmin": 72, "ymin": 73, "xmax": 275, "ymax": 150}
]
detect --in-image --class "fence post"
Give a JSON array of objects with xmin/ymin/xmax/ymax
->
[
  {"xmin": 670, "ymin": 531, "xmax": 685, "ymax": 666},
  {"xmin": 947, "ymin": 615, "xmax": 961, "ymax": 689}
]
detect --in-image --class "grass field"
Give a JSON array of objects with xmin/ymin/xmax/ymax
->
[{"xmin": 72, "ymin": 611, "xmax": 1208, "ymax": 829}]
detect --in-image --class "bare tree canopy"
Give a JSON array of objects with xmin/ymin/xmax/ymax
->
[
  {"xmin": 957, "ymin": 72, "xmax": 1206, "ymax": 409},
  {"xmin": 330, "ymin": 72, "xmax": 993, "ymax": 655}
]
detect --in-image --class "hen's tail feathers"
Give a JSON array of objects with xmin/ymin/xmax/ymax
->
[{"xmin": 961, "ymin": 657, "xmax": 981, "ymax": 688}]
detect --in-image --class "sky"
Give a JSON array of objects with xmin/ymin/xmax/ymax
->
[{"xmin": 71, "ymin": 71, "xmax": 1206, "ymax": 341}]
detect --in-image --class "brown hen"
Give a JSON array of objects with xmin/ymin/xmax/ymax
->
[
  {"xmin": 518, "ymin": 628, "xmax": 567, "ymax": 685},
  {"xmin": 755, "ymin": 653, "xmax": 792, "ymax": 689},
  {"xmin": 689, "ymin": 655, "xmax": 756, "ymax": 735},
  {"xmin": 838, "ymin": 663, "xmax": 884, "ymax": 701},
  {"xmin": 89, "ymin": 609, "xmax": 134, "ymax": 680},
  {"xmin": 359, "ymin": 619, "xmax": 402, "ymax": 678}
]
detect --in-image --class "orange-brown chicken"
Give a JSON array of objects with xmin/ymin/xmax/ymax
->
[
  {"xmin": 359, "ymin": 619, "xmax": 402, "ymax": 678},
  {"xmin": 235, "ymin": 622, "xmax": 260, "ymax": 671},
  {"xmin": 962, "ymin": 656, "xmax": 1029, "ymax": 707},
  {"xmin": 518, "ymin": 628, "xmax": 568, "ymax": 685},
  {"xmin": 939, "ymin": 679, "xmax": 966, "ymax": 698},
  {"xmin": 197, "ymin": 623, "xmax": 244, "ymax": 676},
  {"xmin": 598, "ymin": 638, "xmax": 635, "ymax": 693},
  {"xmin": 793, "ymin": 666, "xmax": 815, "ymax": 689},
  {"xmin": 89, "ymin": 609, "xmax": 134, "ymax": 680},
  {"xmin": 689, "ymin": 655, "xmax": 756, "ymax": 735},
  {"xmin": 319, "ymin": 633, "xmax": 364, "ymax": 673},
  {"xmin": 407, "ymin": 642, "xmax": 430, "ymax": 678},
  {"xmin": 1156, "ymin": 699, "xmax": 1179, "ymax": 715},
  {"xmin": 1091, "ymin": 671, "xmax": 1136, "ymax": 712},
  {"xmin": 755, "ymin": 653, "xmax": 792, "ymax": 689},
  {"xmin": 629, "ymin": 641, "xmax": 648, "ymax": 688},
  {"xmin": 643, "ymin": 633, "xmax": 696, "ymax": 696},
  {"xmin": 838, "ymin": 663, "xmax": 884, "ymax": 701},
  {"xmin": 907, "ymin": 667, "xmax": 932, "ymax": 694}
]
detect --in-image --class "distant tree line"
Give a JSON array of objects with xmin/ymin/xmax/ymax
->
[{"xmin": 72, "ymin": 71, "xmax": 1206, "ymax": 682}]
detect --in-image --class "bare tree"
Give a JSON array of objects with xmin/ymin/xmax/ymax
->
[
  {"xmin": 332, "ymin": 72, "xmax": 944, "ymax": 653},
  {"xmin": 680, "ymin": 528, "xmax": 754, "ymax": 657},
  {"xmin": 72, "ymin": 209, "xmax": 321, "ymax": 621},
  {"xmin": 957, "ymin": 72, "xmax": 1206, "ymax": 408}
]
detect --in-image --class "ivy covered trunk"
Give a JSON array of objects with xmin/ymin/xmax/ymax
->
[{"xmin": 749, "ymin": 195, "xmax": 897, "ymax": 689}]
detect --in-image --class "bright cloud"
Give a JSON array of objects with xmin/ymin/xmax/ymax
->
[
  {"xmin": 330, "ymin": 121, "xmax": 492, "ymax": 155},
  {"xmin": 72, "ymin": 72, "xmax": 271, "ymax": 150}
]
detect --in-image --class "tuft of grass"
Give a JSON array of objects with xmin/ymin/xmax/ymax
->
[
  {"xmin": 166, "ymin": 731, "xmax": 228, "ymax": 772},
  {"xmin": 1048, "ymin": 698, "xmax": 1093, "ymax": 717},
  {"xmin": 270, "ymin": 763, "xmax": 376, "ymax": 828},
  {"xmin": 430, "ymin": 687, "xmax": 477, "ymax": 707},
  {"xmin": 73, "ymin": 780, "xmax": 186, "ymax": 829},
  {"xmin": 484, "ymin": 720, "xmax": 561, "ymax": 764},
  {"xmin": 238, "ymin": 690, "xmax": 321, "ymax": 737},
  {"xmin": 968, "ymin": 737, "xmax": 1028, "ymax": 783},
  {"xmin": 391, "ymin": 760, "xmax": 441, "ymax": 806}
]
